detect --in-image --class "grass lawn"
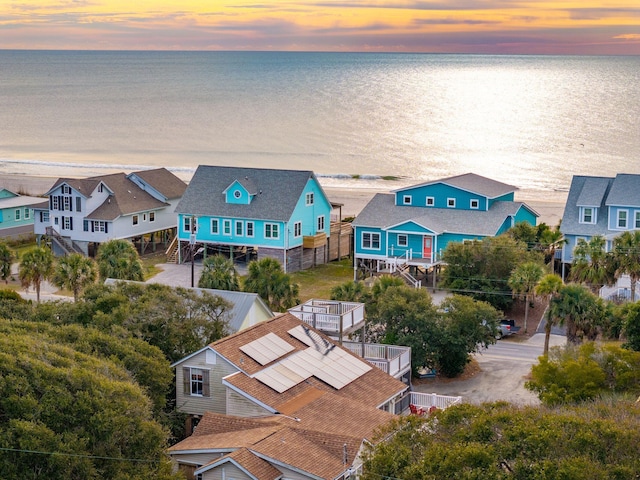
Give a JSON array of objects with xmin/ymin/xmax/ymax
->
[{"xmin": 289, "ymin": 258, "xmax": 354, "ymax": 302}]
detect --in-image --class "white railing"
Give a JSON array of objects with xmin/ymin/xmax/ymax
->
[
  {"xmin": 342, "ymin": 341, "xmax": 411, "ymax": 377},
  {"xmin": 289, "ymin": 300, "xmax": 365, "ymax": 333},
  {"xmin": 410, "ymin": 391, "xmax": 462, "ymax": 410}
]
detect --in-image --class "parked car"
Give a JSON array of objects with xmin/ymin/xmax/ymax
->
[{"xmin": 496, "ymin": 319, "xmax": 520, "ymax": 339}]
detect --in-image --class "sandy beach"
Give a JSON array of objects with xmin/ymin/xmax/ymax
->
[{"xmin": 0, "ymin": 173, "xmax": 566, "ymax": 227}]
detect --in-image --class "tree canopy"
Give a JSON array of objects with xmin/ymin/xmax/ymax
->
[
  {"xmin": 243, "ymin": 257, "xmax": 299, "ymax": 311},
  {"xmin": 19, "ymin": 246, "xmax": 54, "ymax": 303},
  {"xmin": 198, "ymin": 255, "xmax": 240, "ymax": 291},
  {"xmin": 51, "ymin": 253, "xmax": 98, "ymax": 302},
  {"xmin": 362, "ymin": 400, "xmax": 640, "ymax": 480},
  {"xmin": 96, "ymin": 239, "xmax": 144, "ymax": 281},
  {"xmin": 0, "ymin": 319, "xmax": 179, "ymax": 480}
]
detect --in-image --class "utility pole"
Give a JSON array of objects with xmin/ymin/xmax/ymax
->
[{"xmin": 190, "ymin": 215, "xmax": 196, "ymax": 287}]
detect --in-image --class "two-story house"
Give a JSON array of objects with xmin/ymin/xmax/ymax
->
[
  {"xmin": 352, "ymin": 173, "xmax": 538, "ymax": 281},
  {"xmin": 33, "ymin": 168, "xmax": 186, "ymax": 256},
  {"xmin": 560, "ymin": 174, "xmax": 640, "ymax": 280},
  {"xmin": 173, "ymin": 165, "xmax": 334, "ymax": 273},
  {"xmin": 0, "ymin": 188, "xmax": 45, "ymax": 240}
]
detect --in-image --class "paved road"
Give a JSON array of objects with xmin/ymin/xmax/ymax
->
[{"xmin": 413, "ymin": 333, "xmax": 566, "ymax": 405}]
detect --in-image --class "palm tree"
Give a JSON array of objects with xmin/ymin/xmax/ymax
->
[
  {"xmin": 243, "ymin": 257, "xmax": 299, "ymax": 311},
  {"xmin": 52, "ymin": 253, "xmax": 98, "ymax": 302},
  {"xmin": 19, "ymin": 247, "xmax": 54, "ymax": 303},
  {"xmin": 549, "ymin": 283, "xmax": 604, "ymax": 345},
  {"xmin": 538, "ymin": 226, "xmax": 565, "ymax": 272},
  {"xmin": 612, "ymin": 230, "xmax": 640, "ymax": 302},
  {"xmin": 535, "ymin": 273, "xmax": 564, "ymax": 355},
  {"xmin": 570, "ymin": 235, "xmax": 613, "ymax": 293},
  {"xmin": 330, "ymin": 280, "xmax": 368, "ymax": 302},
  {"xmin": 198, "ymin": 255, "xmax": 240, "ymax": 291},
  {"xmin": 96, "ymin": 239, "xmax": 144, "ymax": 281},
  {"xmin": 0, "ymin": 241, "xmax": 15, "ymax": 284},
  {"xmin": 508, "ymin": 261, "xmax": 544, "ymax": 333}
]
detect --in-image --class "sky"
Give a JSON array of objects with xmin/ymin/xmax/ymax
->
[{"xmin": 2, "ymin": 0, "xmax": 640, "ymax": 55}]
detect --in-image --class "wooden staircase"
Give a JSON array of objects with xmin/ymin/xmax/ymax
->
[
  {"xmin": 165, "ymin": 236, "xmax": 179, "ymax": 263},
  {"xmin": 46, "ymin": 227, "xmax": 84, "ymax": 255},
  {"xmin": 393, "ymin": 262, "xmax": 421, "ymax": 289}
]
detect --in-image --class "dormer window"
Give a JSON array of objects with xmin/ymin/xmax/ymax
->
[
  {"xmin": 98, "ymin": 184, "xmax": 104, "ymax": 193},
  {"xmin": 470, "ymin": 199, "xmax": 479, "ymax": 209},
  {"xmin": 447, "ymin": 198, "xmax": 456, "ymax": 208},
  {"xmin": 581, "ymin": 207, "xmax": 596, "ymax": 224},
  {"xmin": 618, "ymin": 210, "xmax": 628, "ymax": 229},
  {"xmin": 62, "ymin": 185, "xmax": 71, "ymax": 195},
  {"xmin": 426, "ymin": 197, "xmax": 435, "ymax": 207},
  {"xmin": 403, "ymin": 195, "xmax": 411, "ymax": 205},
  {"xmin": 233, "ymin": 190, "xmax": 241, "ymax": 199}
]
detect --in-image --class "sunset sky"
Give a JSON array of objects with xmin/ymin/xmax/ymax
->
[{"xmin": 2, "ymin": 1, "xmax": 640, "ymax": 55}]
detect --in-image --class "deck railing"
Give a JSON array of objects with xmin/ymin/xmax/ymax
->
[
  {"xmin": 342, "ymin": 342, "xmax": 411, "ymax": 377},
  {"xmin": 410, "ymin": 391, "xmax": 462, "ymax": 410},
  {"xmin": 288, "ymin": 300, "xmax": 365, "ymax": 333}
]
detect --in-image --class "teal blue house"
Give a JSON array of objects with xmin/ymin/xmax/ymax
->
[
  {"xmin": 0, "ymin": 188, "xmax": 45, "ymax": 239},
  {"xmin": 352, "ymin": 173, "xmax": 538, "ymax": 279},
  {"xmin": 174, "ymin": 166, "xmax": 334, "ymax": 273}
]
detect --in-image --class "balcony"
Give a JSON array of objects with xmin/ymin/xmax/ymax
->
[
  {"xmin": 288, "ymin": 300, "xmax": 365, "ymax": 337},
  {"xmin": 342, "ymin": 341, "xmax": 411, "ymax": 379}
]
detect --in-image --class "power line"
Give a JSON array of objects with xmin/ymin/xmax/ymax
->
[{"xmin": 0, "ymin": 446, "xmax": 159, "ymax": 464}]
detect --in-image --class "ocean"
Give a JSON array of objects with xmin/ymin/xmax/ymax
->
[{"xmin": 1, "ymin": 50, "xmax": 639, "ymax": 193}]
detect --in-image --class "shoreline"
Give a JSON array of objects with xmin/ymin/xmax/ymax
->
[{"xmin": 0, "ymin": 173, "xmax": 567, "ymax": 227}]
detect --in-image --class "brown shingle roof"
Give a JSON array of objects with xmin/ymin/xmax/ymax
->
[
  {"xmin": 132, "ymin": 168, "xmax": 187, "ymax": 199},
  {"xmin": 213, "ymin": 313, "xmax": 407, "ymax": 410},
  {"xmin": 221, "ymin": 448, "xmax": 282, "ymax": 480}
]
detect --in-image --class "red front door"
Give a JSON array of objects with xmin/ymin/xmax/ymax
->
[{"xmin": 423, "ymin": 236, "xmax": 432, "ymax": 261}]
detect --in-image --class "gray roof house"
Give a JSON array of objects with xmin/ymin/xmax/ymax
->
[
  {"xmin": 352, "ymin": 173, "xmax": 538, "ymax": 285},
  {"xmin": 560, "ymin": 174, "xmax": 640, "ymax": 294},
  {"xmin": 173, "ymin": 165, "xmax": 335, "ymax": 273},
  {"xmin": 33, "ymin": 168, "xmax": 186, "ymax": 257}
]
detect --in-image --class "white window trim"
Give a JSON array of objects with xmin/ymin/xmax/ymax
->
[
  {"xmin": 305, "ymin": 192, "xmax": 314, "ymax": 206},
  {"xmin": 580, "ymin": 207, "xmax": 596, "ymax": 224},
  {"xmin": 132, "ymin": 215, "xmax": 139, "ymax": 226},
  {"xmin": 426, "ymin": 196, "xmax": 435, "ymax": 207},
  {"xmin": 233, "ymin": 189, "xmax": 241, "ymax": 199},
  {"xmin": 470, "ymin": 199, "xmax": 479, "ymax": 209},
  {"xmin": 223, "ymin": 219, "xmax": 232, "ymax": 236},
  {"xmin": 403, "ymin": 195, "xmax": 411, "ymax": 205},
  {"xmin": 294, "ymin": 221, "xmax": 302, "ymax": 237},
  {"xmin": 447, "ymin": 198, "xmax": 456, "ymax": 208},
  {"xmin": 362, "ymin": 232, "xmax": 381, "ymax": 250},
  {"xmin": 636, "ymin": 211, "xmax": 640, "ymax": 229},
  {"xmin": 149, "ymin": 211, "xmax": 155, "ymax": 222},
  {"xmin": 246, "ymin": 221, "xmax": 254, "ymax": 238},
  {"xmin": 617, "ymin": 209, "xmax": 628, "ymax": 229},
  {"xmin": 211, "ymin": 218, "xmax": 219, "ymax": 235},
  {"xmin": 15, "ymin": 209, "xmax": 21, "ymax": 220},
  {"xmin": 235, "ymin": 220, "xmax": 243, "ymax": 236},
  {"xmin": 24, "ymin": 208, "xmax": 30, "ymax": 220},
  {"xmin": 265, "ymin": 223, "xmax": 279, "ymax": 239},
  {"xmin": 317, "ymin": 215, "xmax": 325, "ymax": 232},
  {"xmin": 397, "ymin": 234, "xmax": 408, "ymax": 247}
]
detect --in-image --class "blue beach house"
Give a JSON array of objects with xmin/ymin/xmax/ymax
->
[
  {"xmin": 174, "ymin": 165, "xmax": 334, "ymax": 273},
  {"xmin": 0, "ymin": 188, "xmax": 45, "ymax": 240},
  {"xmin": 352, "ymin": 173, "xmax": 538, "ymax": 283},
  {"xmin": 560, "ymin": 174, "xmax": 640, "ymax": 279}
]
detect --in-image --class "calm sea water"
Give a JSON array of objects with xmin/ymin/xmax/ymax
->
[{"xmin": 1, "ymin": 50, "xmax": 639, "ymax": 192}]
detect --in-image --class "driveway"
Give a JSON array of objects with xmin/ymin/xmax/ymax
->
[{"xmin": 413, "ymin": 333, "xmax": 566, "ymax": 405}]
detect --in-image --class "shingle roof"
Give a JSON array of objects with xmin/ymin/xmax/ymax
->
[
  {"xmin": 210, "ymin": 448, "xmax": 281, "ymax": 480},
  {"xmin": 352, "ymin": 193, "xmax": 532, "ymax": 236},
  {"xmin": 560, "ymin": 175, "xmax": 614, "ymax": 236},
  {"xmin": 174, "ymin": 165, "xmax": 326, "ymax": 221},
  {"xmin": 398, "ymin": 172, "xmax": 517, "ymax": 198},
  {"xmin": 606, "ymin": 174, "xmax": 640, "ymax": 207},
  {"xmin": 0, "ymin": 195, "xmax": 46, "ymax": 209},
  {"xmin": 131, "ymin": 168, "xmax": 187, "ymax": 200},
  {"xmin": 213, "ymin": 313, "xmax": 407, "ymax": 410}
]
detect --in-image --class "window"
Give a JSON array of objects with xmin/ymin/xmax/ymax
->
[
  {"xmin": 184, "ymin": 216, "xmax": 197, "ymax": 233},
  {"xmin": 211, "ymin": 219, "xmax": 219, "ymax": 234},
  {"xmin": 306, "ymin": 192, "xmax": 314, "ymax": 205},
  {"xmin": 149, "ymin": 212, "xmax": 155, "ymax": 222},
  {"xmin": 362, "ymin": 232, "xmax": 380, "ymax": 249},
  {"xmin": 223, "ymin": 219, "xmax": 231, "ymax": 235},
  {"xmin": 52, "ymin": 196, "xmax": 59, "ymax": 210},
  {"xmin": 636, "ymin": 211, "xmax": 640, "ymax": 229},
  {"xmin": 98, "ymin": 184, "xmax": 104, "ymax": 193},
  {"xmin": 233, "ymin": 190, "xmax": 241, "ymax": 199},
  {"xmin": 183, "ymin": 367, "xmax": 210, "ymax": 397},
  {"xmin": 398, "ymin": 234, "xmax": 408, "ymax": 247},
  {"xmin": 54, "ymin": 217, "xmax": 59, "ymax": 225},
  {"xmin": 618, "ymin": 210, "xmax": 628, "ymax": 229},
  {"xmin": 246, "ymin": 221, "xmax": 254, "ymax": 237},
  {"xmin": 426, "ymin": 197, "xmax": 435, "ymax": 206},
  {"xmin": 265, "ymin": 223, "xmax": 279, "ymax": 239},
  {"xmin": 470, "ymin": 199, "xmax": 479, "ymax": 209},
  {"xmin": 15, "ymin": 209, "xmax": 20, "ymax": 221},
  {"xmin": 24, "ymin": 209, "xmax": 30, "ymax": 220},
  {"xmin": 62, "ymin": 216, "xmax": 72, "ymax": 230},
  {"xmin": 63, "ymin": 196, "xmax": 71, "ymax": 211},
  {"xmin": 403, "ymin": 195, "xmax": 411, "ymax": 205},
  {"xmin": 317, "ymin": 215, "xmax": 325, "ymax": 232},
  {"xmin": 76, "ymin": 197, "xmax": 81, "ymax": 212},
  {"xmin": 40, "ymin": 211, "xmax": 49, "ymax": 222},
  {"xmin": 83, "ymin": 220, "xmax": 89, "ymax": 232},
  {"xmin": 447, "ymin": 198, "xmax": 456, "ymax": 208},
  {"xmin": 294, "ymin": 221, "xmax": 302, "ymax": 237},
  {"xmin": 235, "ymin": 220, "xmax": 243, "ymax": 236},
  {"xmin": 62, "ymin": 185, "xmax": 71, "ymax": 195},
  {"xmin": 581, "ymin": 207, "xmax": 596, "ymax": 224},
  {"xmin": 94, "ymin": 221, "xmax": 106, "ymax": 233},
  {"xmin": 132, "ymin": 215, "xmax": 139, "ymax": 226},
  {"xmin": 143, "ymin": 213, "xmax": 147, "ymax": 222}
]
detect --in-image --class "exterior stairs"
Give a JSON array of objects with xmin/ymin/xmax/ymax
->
[
  {"xmin": 46, "ymin": 227, "xmax": 84, "ymax": 255},
  {"xmin": 165, "ymin": 236, "xmax": 179, "ymax": 263}
]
